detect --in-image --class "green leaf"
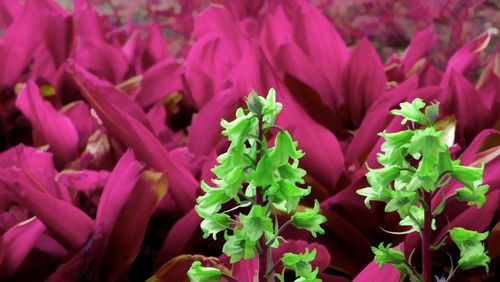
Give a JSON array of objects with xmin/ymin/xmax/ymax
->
[
  {"xmin": 239, "ymin": 205, "xmax": 274, "ymax": 241},
  {"xmin": 391, "ymin": 98, "xmax": 426, "ymax": 125},
  {"xmin": 187, "ymin": 261, "xmax": 221, "ymax": 282},
  {"xmin": 282, "ymin": 248, "xmax": 318, "ymax": 279},
  {"xmin": 222, "ymin": 230, "xmax": 257, "ymax": 263},
  {"xmin": 371, "ymin": 243, "xmax": 407, "ymax": 274},
  {"xmin": 449, "ymin": 227, "xmax": 490, "ymax": 272},
  {"xmin": 291, "ymin": 200, "xmax": 327, "ymax": 237},
  {"xmin": 294, "ymin": 268, "xmax": 321, "ymax": 282}
]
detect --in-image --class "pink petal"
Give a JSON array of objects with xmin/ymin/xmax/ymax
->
[{"xmin": 291, "ymin": 0, "xmax": 348, "ymax": 95}]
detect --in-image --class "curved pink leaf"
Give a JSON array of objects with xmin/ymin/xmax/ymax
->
[{"xmin": 16, "ymin": 82, "xmax": 79, "ymax": 167}]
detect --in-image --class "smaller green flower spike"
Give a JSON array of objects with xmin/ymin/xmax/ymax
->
[
  {"xmin": 450, "ymin": 227, "xmax": 490, "ymax": 272},
  {"xmin": 187, "ymin": 261, "xmax": 221, "ymax": 282},
  {"xmin": 188, "ymin": 89, "xmax": 326, "ymax": 281},
  {"xmin": 357, "ymin": 99, "xmax": 491, "ymax": 280}
]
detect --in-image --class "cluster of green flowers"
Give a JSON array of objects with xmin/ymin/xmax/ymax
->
[
  {"xmin": 357, "ymin": 99, "xmax": 490, "ymax": 281},
  {"xmin": 188, "ymin": 89, "xmax": 327, "ymax": 282}
]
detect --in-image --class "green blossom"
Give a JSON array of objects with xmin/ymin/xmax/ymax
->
[
  {"xmin": 282, "ymin": 248, "xmax": 319, "ymax": 280},
  {"xmin": 450, "ymin": 227, "xmax": 490, "ymax": 272},
  {"xmin": 291, "ymin": 200, "xmax": 326, "ymax": 237},
  {"xmin": 187, "ymin": 261, "xmax": 221, "ymax": 282}
]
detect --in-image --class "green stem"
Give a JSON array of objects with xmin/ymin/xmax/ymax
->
[
  {"xmin": 266, "ymin": 220, "xmax": 292, "ymax": 247},
  {"xmin": 254, "ymin": 114, "xmax": 273, "ymax": 282}
]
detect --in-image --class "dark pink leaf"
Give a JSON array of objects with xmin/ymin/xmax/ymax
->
[
  {"xmin": 402, "ymin": 26, "xmax": 435, "ymax": 74},
  {"xmin": 0, "ymin": 218, "xmax": 46, "ymax": 278},
  {"xmin": 0, "ymin": 175, "xmax": 93, "ymax": 251},
  {"xmin": 188, "ymin": 89, "xmax": 241, "ymax": 156},
  {"xmin": 342, "ymin": 37, "xmax": 387, "ymax": 128},
  {"xmin": 0, "ymin": 0, "xmax": 40, "ymax": 86},
  {"xmin": 353, "ymin": 260, "xmax": 400, "ymax": 282},
  {"xmin": 100, "ymin": 170, "xmax": 168, "ymax": 281},
  {"xmin": 16, "ymin": 81, "xmax": 79, "ymax": 167},
  {"xmin": 135, "ymin": 59, "xmax": 183, "ymax": 108},
  {"xmin": 69, "ymin": 63, "xmax": 198, "ymax": 213}
]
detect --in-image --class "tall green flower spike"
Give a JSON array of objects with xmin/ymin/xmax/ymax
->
[
  {"xmin": 187, "ymin": 89, "xmax": 326, "ymax": 282},
  {"xmin": 357, "ymin": 99, "xmax": 490, "ymax": 282}
]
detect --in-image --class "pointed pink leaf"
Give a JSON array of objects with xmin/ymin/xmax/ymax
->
[
  {"xmin": 69, "ymin": 63, "xmax": 198, "ymax": 213},
  {"xmin": 73, "ymin": 38, "xmax": 128, "ymax": 83},
  {"xmin": 155, "ymin": 208, "xmax": 202, "ymax": 268},
  {"xmin": 353, "ymin": 260, "xmax": 400, "ymax": 282},
  {"xmin": 100, "ymin": 170, "xmax": 168, "ymax": 281},
  {"xmin": 135, "ymin": 59, "xmax": 183, "ymax": 107},
  {"xmin": 0, "ymin": 175, "xmax": 93, "ymax": 251},
  {"xmin": 441, "ymin": 32, "xmax": 491, "ymax": 86},
  {"xmin": 342, "ymin": 37, "xmax": 387, "ymax": 127},
  {"xmin": 0, "ymin": 218, "xmax": 46, "ymax": 278},
  {"xmin": 0, "ymin": 0, "xmax": 41, "ymax": 86},
  {"xmin": 402, "ymin": 26, "xmax": 435, "ymax": 73},
  {"xmin": 184, "ymin": 36, "xmax": 233, "ymax": 108},
  {"xmin": 95, "ymin": 150, "xmax": 143, "ymax": 235},
  {"xmin": 292, "ymin": 0, "xmax": 348, "ymax": 95},
  {"xmin": 188, "ymin": 89, "xmax": 241, "ymax": 156},
  {"xmin": 15, "ymin": 82, "xmax": 79, "ymax": 167},
  {"xmin": 441, "ymin": 70, "xmax": 493, "ymax": 146}
]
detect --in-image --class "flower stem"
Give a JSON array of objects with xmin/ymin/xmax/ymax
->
[
  {"xmin": 254, "ymin": 114, "xmax": 273, "ymax": 282},
  {"xmin": 421, "ymin": 191, "xmax": 433, "ymax": 282}
]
